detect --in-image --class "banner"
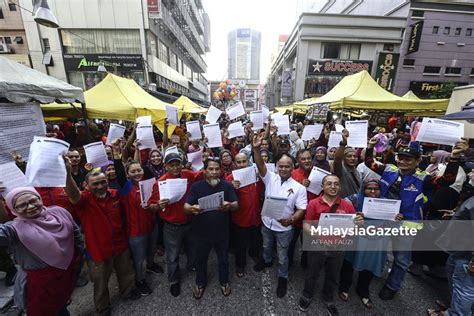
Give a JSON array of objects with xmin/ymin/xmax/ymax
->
[
  {"xmin": 281, "ymin": 70, "xmax": 293, "ymax": 97},
  {"xmin": 407, "ymin": 20, "xmax": 424, "ymax": 54},
  {"xmin": 147, "ymin": 0, "xmax": 161, "ymax": 19},
  {"xmin": 63, "ymin": 54, "xmax": 143, "ymax": 71},
  {"xmin": 409, "ymin": 81, "xmax": 468, "ymax": 98},
  {"xmin": 375, "ymin": 53, "xmax": 400, "ymax": 91},
  {"xmin": 308, "ymin": 59, "xmax": 372, "ymax": 76}
]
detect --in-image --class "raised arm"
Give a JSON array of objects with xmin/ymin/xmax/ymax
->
[
  {"xmin": 251, "ymin": 132, "xmax": 267, "ymax": 178},
  {"xmin": 365, "ymin": 136, "xmax": 385, "ymax": 176},
  {"xmin": 333, "ymin": 132, "xmax": 348, "ymax": 178},
  {"xmin": 162, "ymin": 119, "xmax": 169, "ymax": 148},
  {"xmin": 64, "ymin": 156, "xmax": 81, "ymax": 205},
  {"xmin": 122, "ymin": 124, "xmax": 136, "ymax": 162}
]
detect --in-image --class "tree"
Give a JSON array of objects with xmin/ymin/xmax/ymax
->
[{"xmin": 427, "ymin": 82, "xmax": 457, "ymax": 99}]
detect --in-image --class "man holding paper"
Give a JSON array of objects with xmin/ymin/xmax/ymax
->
[
  {"xmin": 251, "ymin": 133, "xmax": 307, "ymax": 298},
  {"xmin": 184, "ymin": 158, "xmax": 238, "ymax": 299}
]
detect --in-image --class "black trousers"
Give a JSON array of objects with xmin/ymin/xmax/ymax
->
[
  {"xmin": 232, "ymin": 224, "xmax": 262, "ymax": 269},
  {"xmin": 339, "ymin": 259, "xmax": 374, "ymax": 298},
  {"xmin": 288, "ymin": 226, "xmax": 307, "ymax": 266},
  {"xmin": 195, "ymin": 236, "xmax": 229, "ymax": 287}
]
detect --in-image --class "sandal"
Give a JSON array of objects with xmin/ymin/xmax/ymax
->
[
  {"xmin": 236, "ymin": 267, "xmax": 244, "ymax": 278},
  {"xmin": 221, "ymin": 283, "xmax": 232, "ymax": 297},
  {"xmin": 426, "ymin": 308, "xmax": 446, "ymax": 316},
  {"xmin": 361, "ymin": 297, "xmax": 373, "ymax": 309},
  {"xmin": 338, "ymin": 291, "xmax": 349, "ymax": 302},
  {"xmin": 435, "ymin": 300, "xmax": 449, "ymax": 311},
  {"xmin": 192, "ymin": 285, "xmax": 205, "ymax": 300}
]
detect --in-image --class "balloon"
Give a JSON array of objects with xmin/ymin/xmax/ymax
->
[{"xmin": 375, "ymin": 133, "xmax": 388, "ymax": 153}]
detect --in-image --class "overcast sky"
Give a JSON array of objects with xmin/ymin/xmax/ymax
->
[{"xmin": 202, "ymin": 0, "xmax": 299, "ymax": 83}]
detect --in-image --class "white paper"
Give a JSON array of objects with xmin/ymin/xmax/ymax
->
[
  {"xmin": 307, "ymin": 166, "xmax": 332, "ymax": 195},
  {"xmin": 262, "ymin": 106, "xmax": 270, "ymax": 120},
  {"xmin": 250, "ymin": 110, "xmax": 264, "ymax": 130},
  {"xmin": 187, "ymin": 150, "xmax": 204, "ymax": 171},
  {"xmin": 0, "ymin": 162, "xmax": 32, "ymax": 197},
  {"xmin": 166, "ymin": 105, "xmax": 180, "ymax": 126},
  {"xmin": 318, "ymin": 213, "xmax": 356, "ymax": 231},
  {"xmin": 186, "ymin": 121, "xmax": 202, "ymax": 141},
  {"xmin": 232, "ymin": 166, "xmax": 257, "ymax": 188},
  {"xmin": 136, "ymin": 125, "xmax": 157, "ymax": 150},
  {"xmin": 198, "ymin": 191, "xmax": 224, "ymax": 212},
  {"xmin": 164, "ymin": 146, "xmax": 179, "ymax": 158},
  {"xmin": 84, "ymin": 142, "xmax": 109, "ymax": 168},
  {"xmin": 0, "ymin": 103, "xmax": 46, "ymax": 164},
  {"xmin": 362, "ymin": 198, "xmax": 401, "ymax": 221},
  {"xmin": 335, "ymin": 124, "xmax": 345, "ymax": 132},
  {"xmin": 271, "ymin": 112, "xmax": 283, "ymax": 119},
  {"xmin": 206, "ymin": 105, "xmax": 222, "ymax": 124},
  {"xmin": 25, "ymin": 136, "xmax": 70, "ymax": 187},
  {"xmin": 106, "ymin": 124, "xmax": 126, "ymax": 145},
  {"xmin": 226, "ymin": 101, "xmax": 245, "ymax": 120},
  {"xmin": 328, "ymin": 131, "xmax": 343, "ymax": 149},
  {"xmin": 158, "ymin": 178, "xmax": 188, "ymax": 203},
  {"xmin": 136, "ymin": 115, "xmax": 152, "ymax": 126},
  {"xmin": 203, "ymin": 123, "xmax": 223, "ymax": 148},
  {"xmin": 228, "ymin": 121, "xmax": 245, "ymax": 139},
  {"xmin": 275, "ymin": 115, "xmax": 290, "ymax": 135},
  {"xmin": 345, "ymin": 120, "xmax": 368, "ymax": 148},
  {"xmin": 261, "ymin": 196, "xmax": 288, "ymax": 220},
  {"xmin": 301, "ymin": 124, "xmax": 324, "ymax": 141},
  {"xmin": 139, "ymin": 178, "xmax": 156, "ymax": 208},
  {"xmin": 416, "ymin": 118, "xmax": 464, "ymax": 146}
]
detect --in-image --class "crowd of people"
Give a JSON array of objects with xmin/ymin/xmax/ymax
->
[{"xmin": 0, "ymin": 108, "xmax": 473, "ymax": 316}]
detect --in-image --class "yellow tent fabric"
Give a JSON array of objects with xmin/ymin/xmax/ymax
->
[
  {"xmin": 297, "ymin": 71, "xmax": 449, "ymax": 111},
  {"xmin": 275, "ymin": 104, "xmax": 308, "ymax": 114},
  {"xmin": 402, "ymin": 90, "xmax": 421, "ymax": 100},
  {"xmin": 401, "ymin": 90, "xmax": 445, "ymax": 116},
  {"xmin": 173, "ymin": 95, "xmax": 207, "ymax": 114}
]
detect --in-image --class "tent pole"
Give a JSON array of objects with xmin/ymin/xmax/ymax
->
[{"xmin": 78, "ymin": 102, "xmax": 91, "ymax": 140}]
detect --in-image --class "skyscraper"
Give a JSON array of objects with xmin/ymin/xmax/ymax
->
[{"xmin": 228, "ymin": 28, "xmax": 261, "ymax": 81}]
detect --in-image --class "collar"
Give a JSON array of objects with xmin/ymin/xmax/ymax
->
[{"xmin": 318, "ymin": 195, "xmax": 341, "ymax": 207}]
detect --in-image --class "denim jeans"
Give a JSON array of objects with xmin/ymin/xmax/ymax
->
[
  {"xmin": 128, "ymin": 224, "xmax": 159, "ymax": 282},
  {"xmin": 385, "ymin": 235, "xmax": 415, "ymax": 291},
  {"xmin": 195, "ymin": 236, "xmax": 229, "ymax": 287},
  {"xmin": 446, "ymin": 255, "xmax": 474, "ymax": 316},
  {"xmin": 163, "ymin": 222, "xmax": 196, "ymax": 284},
  {"xmin": 261, "ymin": 225, "xmax": 293, "ymax": 279}
]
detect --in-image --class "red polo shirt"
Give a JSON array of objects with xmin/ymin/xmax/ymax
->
[
  {"xmin": 226, "ymin": 174, "xmax": 264, "ymax": 227},
  {"xmin": 36, "ymin": 187, "xmax": 73, "ymax": 213},
  {"xmin": 291, "ymin": 167, "xmax": 318, "ymax": 228},
  {"xmin": 149, "ymin": 169, "xmax": 203, "ymax": 224},
  {"xmin": 305, "ymin": 195, "xmax": 356, "ymax": 220},
  {"xmin": 75, "ymin": 189, "xmax": 129, "ymax": 262}
]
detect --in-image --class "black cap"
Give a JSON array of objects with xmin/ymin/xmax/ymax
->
[
  {"xmin": 278, "ymin": 139, "xmax": 291, "ymax": 146},
  {"xmin": 397, "ymin": 146, "xmax": 420, "ymax": 158},
  {"xmin": 164, "ymin": 153, "xmax": 183, "ymax": 164}
]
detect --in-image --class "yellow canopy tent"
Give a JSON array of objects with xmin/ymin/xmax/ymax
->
[
  {"xmin": 41, "ymin": 74, "xmax": 181, "ymax": 135},
  {"xmin": 402, "ymin": 90, "xmax": 421, "ymax": 100},
  {"xmin": 173, "ymin": 95, "xmax": 207, "ymax": 114},
  {"xmin": 295, "ymin": 71, "xmax": 449, "ymax": 112},
  {"xmin": 401, "ymin": 90, "xmax": 445, "ymax": 117},
  {"xmin": 275, "ymin": 104, "xmax": 307, "ymax": 115}
]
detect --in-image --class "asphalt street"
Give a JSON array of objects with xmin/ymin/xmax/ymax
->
[{"xmin": 67, "ymin": 249, "xmax": 449, "ymax": 315}]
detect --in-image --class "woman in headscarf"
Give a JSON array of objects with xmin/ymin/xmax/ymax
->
[
  {"xmin": 101, "ymin": 161, "xmax": 119, "ymax": 190},
  {"xmin": 220, "ymin": 149, "xmax": 235, "ymax": 178},
  {"xmin": 289, "ymin": 130, "xmax": 305, "ymax": 157},
  {"xmin": 339, "ymin": 179, "xmax": 402, "ymax": 309},
  {"xmin": 143, "ymin": 149, "xmax": 165, "ymax": 180},
  {"xmin": 0, "ymin": 187, "xmax": 84, "ymax": 316},
  {"xmin": 425, "ymin": 150, "xmax": 451, "ymax": 176},
  {"xmin": 312, "ymin": 146, "xmax": 331, "ymax": 172}
]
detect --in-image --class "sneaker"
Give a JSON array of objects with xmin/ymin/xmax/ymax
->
[
  {"xmin": 378, "ymin": 286, "xmax": 396, "ymax": 300},
  {"xmin": 253, "ymin": 260, "xmax": 272, "ymax": 272},
  {"xmin": 136, "ymin": 280, "xmax": 153, "ymax": 296},
  {"xmin": 75, "ymin": 275, "xmax": 89, "ymax": 288},
  {"xmin": 276, "ymin": 277, "xmax": 287, "ymax": 298},
  {"xmin": 124, "ymin": 288, "xmax": 142, "ymax": 301},
  {"xmin": 147, "ymin": 262, "xmax": 164, "ymax": 275},
  {"xmin": 298, "ymin": 297, "xmax": 311, "ymax": 312},
  {"xmin": 4, "ymin": 266, "xmax": 17, "ymax": 287},
  {"xmin": 170, "ymin": 283, "xmax": 180, "ymax": 297},
  {"xmin": 326, "ymin": 303, "xmax": 339, "ymax": 316}
]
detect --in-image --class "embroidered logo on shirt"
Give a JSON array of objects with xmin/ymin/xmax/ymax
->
[
  {"xmin": 287, "ymin": 189, "xmax": 294, "ymax": 196},
  {"xmin": 403, "ymin": 184, "xmax": 418, "ymax": 192}
]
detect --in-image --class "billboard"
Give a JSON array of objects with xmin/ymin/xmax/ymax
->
[
  {"xmin": 308, "ymin": 59, "xmax": 372, "ymax": 76},
  {"xmin": 407, "ymin": 20, "xmax": 423, "ymax": 54},
  {"xmin": 375, "ymin": 53, "xmax": 400, "ymax": 91}
]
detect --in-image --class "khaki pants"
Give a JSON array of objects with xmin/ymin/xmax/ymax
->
[{"xmin": 87, "ymin": 249, "xmax": 136, "ymax": 314}]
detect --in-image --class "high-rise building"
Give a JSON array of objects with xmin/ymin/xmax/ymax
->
[
  {"xmin": 227, "ymin": 28, "xmax": 261, "ymax": 81},
  {"xmin": 0, "ymin": 2, "xmax": 31, "ymax": 67}
]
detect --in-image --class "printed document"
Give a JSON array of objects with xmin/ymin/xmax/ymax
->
[
  {"xmin": 262, "ymin": 196, "xmax": 288, "ymax": 220},
  {"xmin": 226, "ymin": 101, "xmax": 245, "ymax": 120},
  {"xmin": 139, "ymin": 178, "xmax": 156, "ymax": 208},
  {"xmin": 362, "ymin": 197, "xmax": 400, "ymax": 221},
  {"xmin": 301, "ymin": 124, "xmax": 323, "ymax": 141},
  {"xmin": 228, "ymin": 121, "xmax": 245, "ymax": 139},
  {"xmin": 136, "ymin": 125, "xmax": 156, "ymax": 150},
  {"xmin": 186, "ymin": 121, "xmax": 202, "ymax": 140},
  {"xmin": 187, "ymin": 150, "xmax": 204, "ymax": 171},
  {"xmin": 84, "ymin": 142, "xmax": 109, "ymax": 168},
  {"xmin": 0, "ymin": 162, "xmax": 32, "ymax": 197},
  {"xmin": 203, "ymin": 123, "xmax": 223, "ymax": 148},
  {"xmin": 232, "ymin": 166, "xmax": 257, "ymax": 187},
  {"xmin": 206, "ymin": 105, "xmax": 222, "ymax": 124},
  {"xmin": 158, "ymin": 178, "xmax": 188, "ymax": 203},
  {"xmin": 198, "ymin": 191, "xmax": 224, "ymax": 212},
  {"xmin": 250, "ymin": 110, "xmax": 264, "ymax": 130},
  {"xmin": 345, "ymin": 120, "xmax": 368, "ymax": 148},
  {"xmin": 136, "ymin": 116, "xmax": 152, "ymax": 127},
  {"xmin": 106, "ymin": 124, "xmax": 126, "ymax": 145},
  {"xmin": 416, "ymin": 118, "xmax": 464, "ymax": 146},
  {"xmin": 327, "ymin": 131, "xmax": 343, "ymax": 149},
  {"xmin": 318, "ymin": 213, "xmax": 356, "ymax": 231},
  {"xmin": 307, "ymin": 167, "xmax": 332, "ymax": 195},
  {"xmin": 166, "ymin": 105, "xmax": 180, "ymax": 126},
  {"xmin": 275, "ymin": 115, "xmax": 290, "ymax": 135}
]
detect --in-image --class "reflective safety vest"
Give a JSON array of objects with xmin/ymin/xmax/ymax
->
[{"xmin": 380, "ymin": 164, "xmax": 428, "ymax": 221}]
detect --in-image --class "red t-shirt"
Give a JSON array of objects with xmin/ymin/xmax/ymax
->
[
  {"xmin": 305, "ymin": 196, "xmax": 356, "ymax": 221},
  {"xmin": 291, "ymin": 167, "xmax": 318, "ymax": 227},
  {"xmin": 149, "ymin": 170, "xmax": 203, "ymax": 224},
  {"xmin": 74, "ymin": 189, "xmax": 129, "ymax": 262},
  {"xmin": 36, "ymin": 187, "xmax": 74, "ymax": 215},
  {"xmin": 226, "ymin": 174, "xmax": 264, "ymax": 227}
]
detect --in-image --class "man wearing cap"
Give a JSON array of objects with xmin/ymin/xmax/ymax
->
[
  {"xmin": 148, "ymin": 153, "xmax": 203, "ymax": 297},
  {"xmin": 366, "ymin": 136, "xmax": 468, "ymax": 300}
]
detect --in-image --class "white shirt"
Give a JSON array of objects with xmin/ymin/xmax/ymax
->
[
  {"xmin": 357, "ymin": 162, "xmax": 381, "ymax": 181},
  {"xmin": 261, "ymin": 171, "xmax": 307, "ymax": 232}
]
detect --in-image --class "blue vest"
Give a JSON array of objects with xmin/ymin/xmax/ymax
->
[{"xmin": 380, "ymin": 164, "xmax": 428, "ymax": 221}]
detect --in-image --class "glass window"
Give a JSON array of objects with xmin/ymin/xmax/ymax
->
[
  {"xmin": 467, "ymin": 28, "xmax": 472, "ymax": 36},
  {"xmin": 8, "ymin": 3, "xmax": 16, "ymax": 11},
  {"xmin": 67, "ymin": 72, "xmax": 85, "ymax": 90},
  {"xmin": 403, "ymin": 59, "xmax": 415, "ymax": 66},
  {"xmin": 349, "ymin": 43, "xmax": 360, "ymax": 59},
  {"xmin": 383, "ymin": 43, "xmax": 394, "ymax": 51},
  {"xmin": 158, "ymin": 41, "xmax": 167, "ymax": 63},
  {"xmin": 455, "ymin": 28, "xmax": 462, "ymax": 36},
  {"xmin": 471, "ymin": 68, "xmax": 474, "ymax": 75},
  {"xmin": 61, "ymin": 29, "xmax": 141, "ymax": 54},
  {"xmin": 322, "ymin": 43, "xmax": 340, "ymax": 59},
  {"xmin": 169, "ymin": 50, "xmax": 177, "ymax": 70},
  {"xmin": 412, "ymin": 10, "xmax": 424, "ymax": 17},
  {"xmin": 432, "ymin": 26, "xmax": 439, "ymax": 34},
  {"xmin": 0, "ymin": 8, "xmax": 4, "ymax": 19},
  {"xmin": 423, "ymin": 66, "xmax": 441, "ymax": 74},
  {"xmin": 445, "ymin": 67, "xmax": 461, "ymax": 75},
  {"xmin": 4, "ymin": 37, "xmax": 11, "ymax": 44},
  {"xmin": 444, "ymin": 27, "xmax": 450, "ymax": 35},
  {"xmin": 42, "ymin": 38, "xmax": 50, "ymax": 52}
]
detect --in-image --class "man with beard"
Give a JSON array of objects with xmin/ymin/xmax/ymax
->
[{"xmin": 184, "ymin": 158, "xmax": 238, "ymax": 299}]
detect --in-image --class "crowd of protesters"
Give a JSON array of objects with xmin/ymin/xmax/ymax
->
[{"xmin": 0, "ymin": 108, "xmax": 473, "ymax": 316}]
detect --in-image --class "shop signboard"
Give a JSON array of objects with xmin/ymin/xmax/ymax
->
[
  {"xmin": 147, "ymin": 0, "xmax": 161, "ymax": 19},
  {"xmin": 281, "ymin": 70, "xmax": 292, "ymax": 97},
  {"xmin": 407, "ymin": 20, "xmax": 423, "ymax": 55},
  {"xmin": 374, "ymin": 52, "xmax": 399, "ymax": 91},
  {"xmin": 63, "ymin": 54, "xmax": 143, "ymax": 72},
  {"xmin": 409, "ymin": 81, "xmax": 468, "ymax": 98},
  {"xmin": 307, "ymin": 59, "xmax": 372, "ymax": 76}
]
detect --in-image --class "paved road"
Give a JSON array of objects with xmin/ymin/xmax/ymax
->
[{"xmin": 68, "ymin": 250, "xmax": 448, "ymax": 315}]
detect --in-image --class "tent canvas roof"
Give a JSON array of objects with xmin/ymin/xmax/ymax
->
[
  {"xmin": 173, "ymin": 95, "xmax": 207, "ymax": 114},
  {"xmin": 0, "ymin": 56, "xmax": 84, "ymax": 104}
]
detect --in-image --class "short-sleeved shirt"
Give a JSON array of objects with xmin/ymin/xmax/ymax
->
[
  {"xmin": 226, "ymin": 174, "xmax": 264, "ymax": 227},
  {"xmin": 291, "ymin": 167, "xmax": 318, "ymax": 228},
  {"xmin": 305, "ymin": 195, "xmax": 356, "ymax": 221},
  {"xmin": 261, "ymin": 171, "xmax": 307, "ymax": 232},
  {"xmin": 186, "ymin": 179, "xmax": 238, "ymax": 240}
]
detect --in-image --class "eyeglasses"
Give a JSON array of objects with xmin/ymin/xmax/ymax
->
[{"xmin": 14, "ymin": 197, "xmax": 41, "ymax": 212}]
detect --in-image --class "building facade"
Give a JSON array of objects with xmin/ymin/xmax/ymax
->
[
  {"xmin": 17, "ymin": 0, "xmax": 210, "ymax": 105},
  {"xmin": 227, "ymin": 28, "xmax": 261, "ymax": 81},
  {"xmin": 0, "ymin": 2, "xmax": 31, "ymax": 66}
]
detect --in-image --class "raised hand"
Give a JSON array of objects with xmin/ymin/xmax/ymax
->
[{"xmin": 368, "ymin": 136, "xmax": 379, "ymax": 149}]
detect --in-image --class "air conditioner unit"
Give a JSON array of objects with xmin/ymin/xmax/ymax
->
[{"xmin": 0, "ymin": 44, "xmax": 8, "ymax": 53}]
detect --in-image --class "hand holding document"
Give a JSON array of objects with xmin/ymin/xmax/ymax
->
[
  {"xmin": 186, "ymin": 121, "xmax": 202, "ymax": 140},
  {"xmin": 275, "ymin": 115, "xmax": 290, "ymax": 135},
  {"xmin": 187, "ymin": 150, "xmax": 204, "ymax": 171},
  {"xmin": 232, "ymin": 166, "xmax": 257, "ymax": 188},
  {"xmin": 0, "ymin": 162, "xmax": 32, "ymax": 197},
  {"xmin": 416, "ymin": 118, "xmax": 464, "ymax": 146},
  {"xmin": 327, "ymin": 131, "xmax": 343, "ymax": 148},
  {"xmin": 335, "ymin": 124, "xmax": 345, "ymax": 132},
  {"xmin": 250, "ymin": 110, "xmax": 264, "ymax": 130},
  {"xmin": 158, "ymin": 178, "xmax": 188, "ymax": 203},
  {"xmin": 226, "ymin": 101, "xmax": 245, "ymax": 120},
  {"xmin": 206, "ymin": 105, "xmax": 222, "ymax": 124},
  {"xmin": 301, "ymin": 124, "xmax": 323, "ymax": 141},
  {"xmin": 25, "ymin": 136, "xmax": 70, "ymax": 187},
  {"xmin": 203, "ymin": 123, "xmax": 223, "ymax": 148},
  {"xmin": 198, "ymin": 191, "xmax": 224, "ymax": 212},
  {"xmin": 345, "ymin": 120, "xmax": 368, "ymax": 148},
  {"xmin": 262, "ymin": 106, "xmax": 270, "ymax": 119},
  {"xmin": 362, "ymin": 198, "xmax": 401, "ymax": 221},
  {"xmin": 307, "ymin": 166, "xmax": 332, "ymax": 195},
  {"xmin": 262, "ymin": 196, "xmax": 288, "ymax": 220},
  {"xmin": 166, "ymin": 105, "xmax": 180, "ymax": 126},
  {"xmin": 227, "ymin": 121, "xmax": 245, "ymax": 139},
  {"xmin": 84, "ymin": 142, "xmax": 109, "ymax": 168},
  {"xmin": 318, "ymin": 213, "xmax": 356, "ymax": 231},
  {"xmin": 139, "ymin": 178, "xmax": 156, "ymax": 208},
  {"xmin": 136, "ymin": 125, "xmax": 156, "ymax": 150},
  {"xmin": 105, "ymin": 124, "xmax": 126, "ymax": 145},
  {"xmin": 136, "ymin": 115, "xmax": 152, "ymax": 127}
]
